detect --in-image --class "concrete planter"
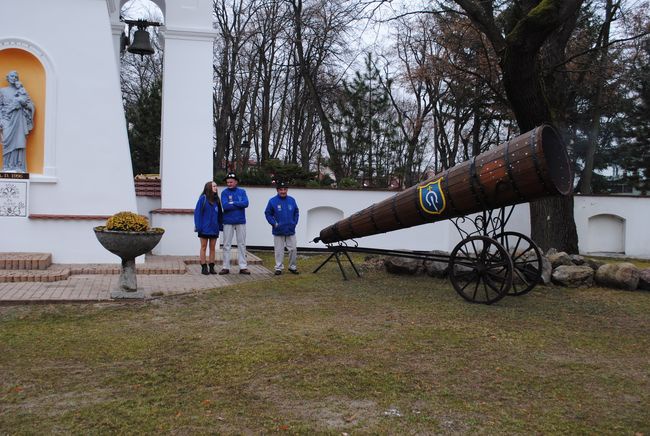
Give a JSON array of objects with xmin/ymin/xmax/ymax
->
[{"xmin": 94, "ymin": 228, "xmax": 164, "ymax": 299}]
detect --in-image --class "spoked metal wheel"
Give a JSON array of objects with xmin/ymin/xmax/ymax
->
[
  {"xmin": 449, "ymin": 236, "xmax": 513, "ymax": 304},
  {"xmin": 495, "ymin": 231, "xmax": 542, "ymax": 296}
]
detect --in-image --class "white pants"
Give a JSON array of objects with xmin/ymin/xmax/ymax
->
[
  {"xmin": 222, "ymin": 224, "xmax": 247, "ymax": 269},
  {"xmin": 274, "ymin": 234, "xmax": 297, "ymax": 271}
]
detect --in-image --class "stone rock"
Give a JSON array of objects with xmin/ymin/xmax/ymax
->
[
  {"xmin": 546, "ymin": 247, "xmax": 558, "ymax": 256},
  {"xmin": 384, "ymin": 256, "xmax": 422, "ymax": 275},
  {"xmin": 551, "ymin": 265, "xmax": 594, "ymax": 287},
  {"xmin": 548, "ymin": 251, "xmax": 574, "ymax": 269},
  {"xmin": 584, "ymin": 257, "xmax": 606, "ymax": 271},
  {"xmin": 361, "ymin": 256, "xmax": 386, "ymax": 272},
  {"xmin": 423, "ymin": 250, "xmax": 450, "ymax": 278},
  {"xmin": 540, "ymin": 255, "xmax": 553, "ymax": 285},
  {"xmin": 595, "ymin": 262, "xmax": 640, "ymax": 291},
  {"xmin": 638, "ymin": 269, "xmax": 650, "ymax": 291},
  {"xmin": 569, "ymin": 254, "xmax": 585, "ymax": 265}
]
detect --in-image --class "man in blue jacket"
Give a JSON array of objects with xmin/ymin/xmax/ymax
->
[
  {"xmin": 264, "ymin": 180, "xmax": 300, "ymax": 275},
  {"xmin": 219, "ymin": 172, "xmax": 250, "ymax": 275}
]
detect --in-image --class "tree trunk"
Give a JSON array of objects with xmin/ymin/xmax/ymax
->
[
  {"xmin": 454, "ymin": 0, "xmax": 582, "ymax": 253},
  {"xmin": 581, "ymin": 0, "xmax": 617, "ymax": 194},
  {"xmin": 530, "ymin": 196, "xmax": 578, "ymax": 253},
  {"xmin": 291, "ymin": 0, "xmax": 343, "ymax": 181}
]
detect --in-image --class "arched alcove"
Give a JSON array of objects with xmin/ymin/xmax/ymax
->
[
  {"xmin": 587, "ymin": 213, "xmax": 625, "ymax": 253},
  {"xmin": 121, "ymin": 0, "xmax": 166, "ymax": 20},
  {"xmin": 0, "ymin": 48, "xmax": 46, "ymax": 174},
  {"xmin": 307, "ymin": 206, "xmax": 344, "ymax": 242}
]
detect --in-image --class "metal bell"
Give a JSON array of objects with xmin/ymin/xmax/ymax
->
[{"xmin": 127, "ymin": 28, "xmax": 154, "ymax": 56}]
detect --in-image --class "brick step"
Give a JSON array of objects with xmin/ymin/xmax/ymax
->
[
  {"xmin": 0, "ymin": 268, "xmax": 70, "ymax": 283},
  {"xmin": 0, "ymin": 252, "xmax": 52, "ymax": 270}
]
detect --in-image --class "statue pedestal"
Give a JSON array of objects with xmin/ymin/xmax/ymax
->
[{"xmin": 0, "ymin": 173, "xmax": 29, "ymax": 217}]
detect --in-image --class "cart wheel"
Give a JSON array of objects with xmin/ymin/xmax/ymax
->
[
  {"xmin": 449, "ymin": 236, "xmax": 513, "ymax": 304},
  {"xmin": 494, "ymin": 232, "xmax": 542, "ymax": 296}
]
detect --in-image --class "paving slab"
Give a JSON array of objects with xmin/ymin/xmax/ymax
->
[{"xmin": 0, "ymin": 252, "xmax": 273, "ymax": 304}]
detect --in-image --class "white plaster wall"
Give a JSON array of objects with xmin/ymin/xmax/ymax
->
[
  {"xmin": 159, "ymin": 32, "xmax": 214, "ymax": 209},
  {"xmin": 253, "ymin": 187, "xmax": 460, "ymax": 251},
  {"xmin": 151, "ymin": 213, "xmax": 196, "ymax": 255},
  {"xmin": 574, "ymin": 195, "xmax": 650, "ymax": 257},
  {"xmin": 158, "ymin": 0, "xmax": 215, "ymax": 210},
  {"xmin": 587, "ymin": 214, "xmax": 625, "ymax": 253},
  {"xmin": 0, "ymin": 0, "xmax": 137, "ymax": 263},
  {"xmin": 145, "ymin": 190, "xmax": 650, "ymax": 258},
  {"xmin": 0, "ymin": 217, "xmax": 114, "ymax": 261},
  {"xmin": 136, "ymin": 196, "xmax": 161, "ymax": 221},
  {"xmin": 148, "ymin": 187, "xmax": 530, "ymax": 254}
]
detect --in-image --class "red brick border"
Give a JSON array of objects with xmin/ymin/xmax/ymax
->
[
  {"xmin": 29, "ymin": 214, "xmax": 111, "ymax": 220},
  {"xmin": 0, "ymin": 269, "xmax": 70, "ymax": 283},
  {"xmin": 151, "ymin": 209, "xmax": 193, "ymax": 214},
  {"xmin": 0, "ymin": 253, "xmax": 52, "ymax": 270}
]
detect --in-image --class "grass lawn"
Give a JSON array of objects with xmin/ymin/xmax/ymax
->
[{"xmin": 1, "ymin": 252, "xmax": 649, "ymax": 434}]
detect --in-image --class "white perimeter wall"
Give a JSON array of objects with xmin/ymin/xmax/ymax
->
[
  {"xmin": 152, "ymin": 186, "xmax": 527, "ymax": 255},
  {"xmin": 574, "ymin": 195, "xmax": 650, "ymax": 257},
  {"xmin": 147, "ymin": 189, "xmax": 650, "ymax": 258}
]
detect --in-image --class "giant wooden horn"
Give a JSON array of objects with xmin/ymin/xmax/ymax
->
[{"xmin": 315, "ymin": 124, "xmax": 572, "ymax": 244}]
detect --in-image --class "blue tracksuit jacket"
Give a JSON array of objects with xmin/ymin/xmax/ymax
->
[
  {"xmin": 194, "ymin": 194, "xmax": 223, "ymax": 236},
  {"xmin": 221, "ymin": 187, "xmax": 249, "ymax": 224},
  {"xmin": 264, "ymin": 195, "xmax": 299, "ymax": 236}
]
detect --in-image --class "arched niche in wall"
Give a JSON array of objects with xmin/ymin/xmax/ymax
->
[
  {"xmin": 307, "ymin": 206, "xmax": 344, "ymax": 243},
  {"xmin": 0, "ymin": 47, "xmax": 46, "ymax": 174},
  {"xmin": 120, "ymin": 0, "xmax": 166, "ymax": 17},
  {"xmin": 587, "ymin": 213, "xmax": 626, "ymax": 254}
]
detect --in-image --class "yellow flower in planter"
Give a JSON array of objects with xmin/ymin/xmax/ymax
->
[
  {"xmin": 94, "ymin": 211, "xmax": 165, "ymax": 298},
  {"xmin": 106, "ymin": 211, "xmax": 150, "ymax": 232}
]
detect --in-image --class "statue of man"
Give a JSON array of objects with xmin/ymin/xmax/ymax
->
[{"xmin": 0, "ymin": 71, "xmax": 34, "ymax": 172}]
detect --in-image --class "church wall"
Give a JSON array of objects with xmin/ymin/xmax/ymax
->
[{"xmin": 1, "ymin": 0, "xmax": 138, "ymax": 263}]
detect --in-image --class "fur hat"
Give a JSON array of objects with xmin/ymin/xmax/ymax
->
[{"xmin": 223, "ymin": 172, "xmax": 239, "ymax": 182}]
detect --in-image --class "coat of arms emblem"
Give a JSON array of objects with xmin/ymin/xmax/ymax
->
[{"xmin": 418, "ymin": 178, "xmax": 446, "ymax": 215}]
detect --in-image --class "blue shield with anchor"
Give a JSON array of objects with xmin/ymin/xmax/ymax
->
[{"xmin": 418, "ymin": 178, "xmax": 446, "ymax": 215}]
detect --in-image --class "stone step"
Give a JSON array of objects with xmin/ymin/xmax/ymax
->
[
  {"xmin": 149, "ymin": 251, "xmax": 264, "ymax": 265},
  {"xmin": 0, "ymin": 252, "xmax": 52, "ymax": 270},
  {"xmin": 60, "ymin": 262, "xmax": 187, "ymax": 275},
  {"xmin": 0, "ymin": 268, "xmax": 70, "ymax": 283}
]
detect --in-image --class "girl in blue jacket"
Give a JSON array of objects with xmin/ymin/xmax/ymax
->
[{"xmin": 194, "ymin": 181, "xmax": 223, "ymax": 275}]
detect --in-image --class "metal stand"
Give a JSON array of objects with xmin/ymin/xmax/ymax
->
[{"xmin": 312, "ymin": 247, "xmax": 361, "ymax": 280}]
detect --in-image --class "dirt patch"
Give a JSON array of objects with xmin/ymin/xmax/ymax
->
[{"xmin": 244, "ymin": 377, "xmax": 380, "ymax": 430}]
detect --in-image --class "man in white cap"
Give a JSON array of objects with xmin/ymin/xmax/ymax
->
[{"xmin": 219, "ymin": 172, "xmax": 250, "ymax": 274}]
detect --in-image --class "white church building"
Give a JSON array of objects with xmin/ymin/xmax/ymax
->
[
  {"xmin": 1, "ymin": 0, "xmax": 649, "ymax": 263},
  {"xmin": 1, "ymin": 0, "xmax": 215, "ymax": 262}
]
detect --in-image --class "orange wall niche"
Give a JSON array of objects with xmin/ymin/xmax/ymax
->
[{"xmin": 0, "ymin": 48, "xmax": 46, "ymax": 174}]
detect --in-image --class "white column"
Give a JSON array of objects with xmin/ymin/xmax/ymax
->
[
  {"xmin": 110, "ymin": 23, "xmax": 124, "ymax": 73},
  {"xmin": 106, "ymin": 0, "xmax": 123, "ymax": 74},
  {"xmin": 159, "ymin": 27, "xmax": 215, "ymax": 209}
]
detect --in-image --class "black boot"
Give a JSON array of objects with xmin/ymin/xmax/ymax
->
[
  {"xmin": 209, "ymin": 263, "xmax": 217, "ymax": 274},
  {"xmin": 201, "ymin": 263, "xmax": 209, "ymax": 275}
]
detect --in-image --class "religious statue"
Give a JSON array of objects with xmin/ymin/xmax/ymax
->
[{"xmin": 0, "ymin": 71, "xmax": 34, "ymax": 173}]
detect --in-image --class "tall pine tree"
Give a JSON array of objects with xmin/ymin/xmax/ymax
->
[{"xmin": 335, "ymin": 54, "xmax": 401, "ymax": 187}]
